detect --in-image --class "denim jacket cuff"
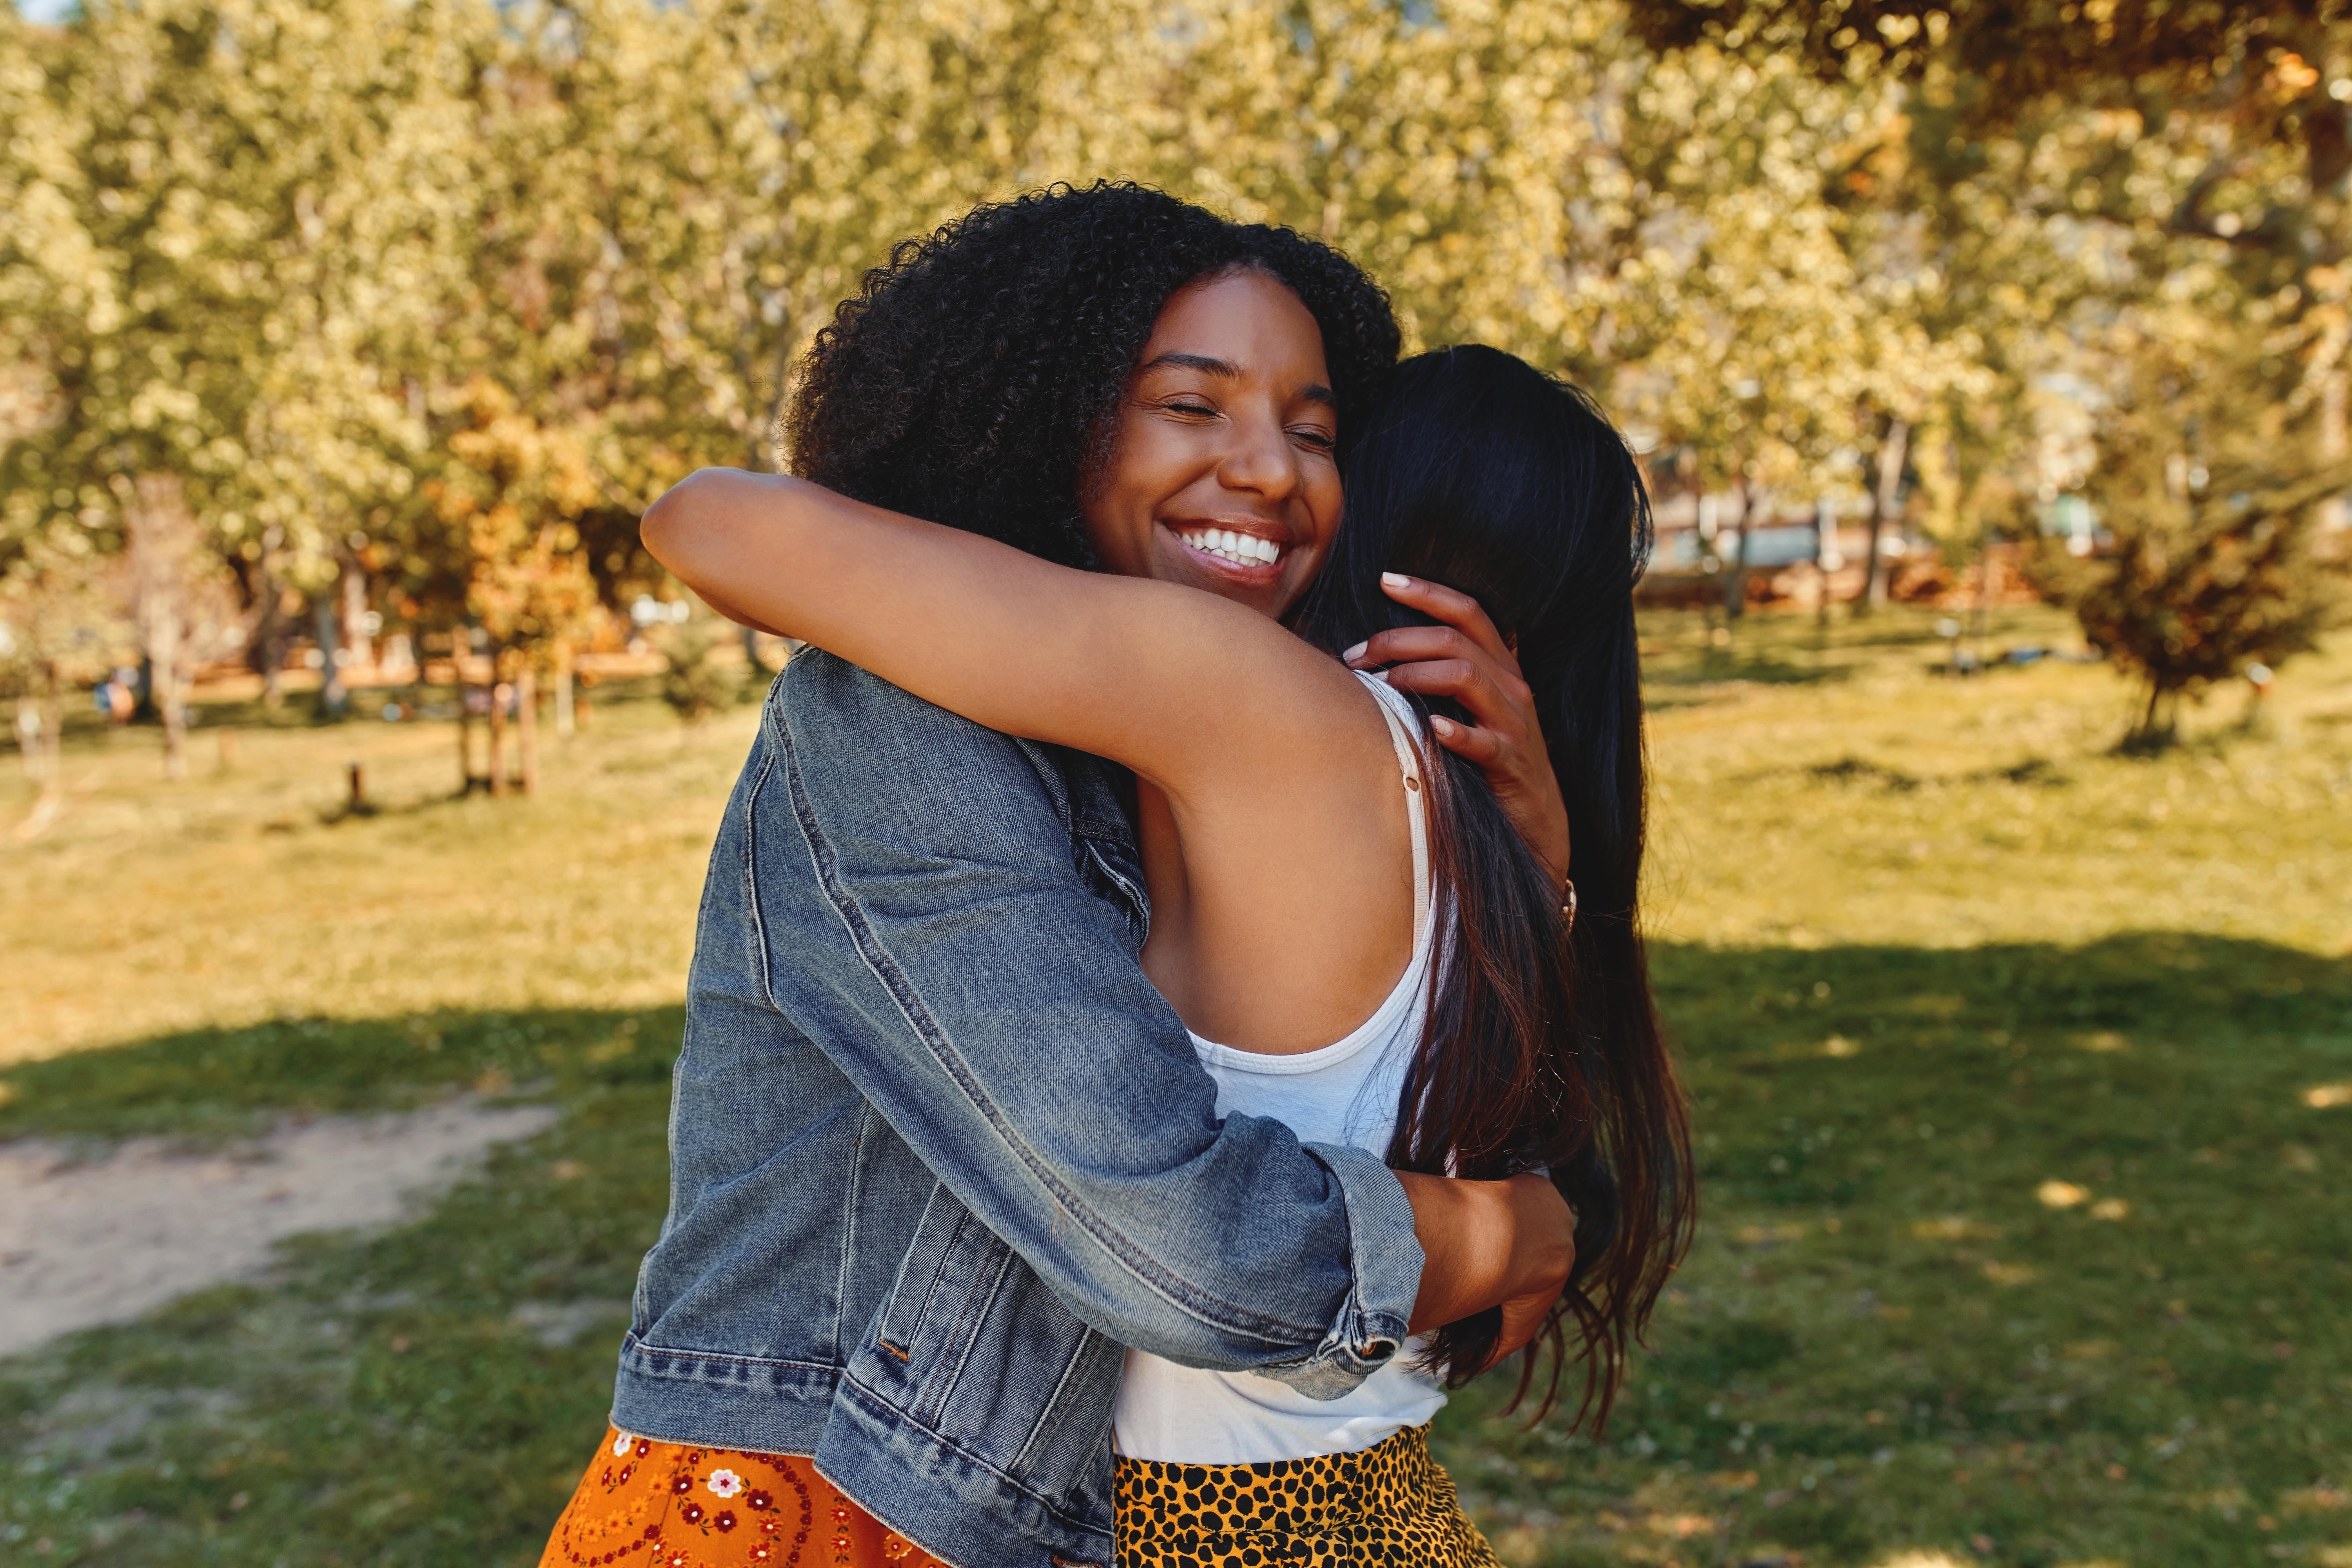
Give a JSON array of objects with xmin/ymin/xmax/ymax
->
[{"xmin": 1249, "ymin": 1142, "xmax": 1423, "ymax": 1401}]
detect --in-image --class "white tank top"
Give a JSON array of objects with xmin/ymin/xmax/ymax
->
[{"xmin": 1111, "ymin": 671, "xmax": 1447, "ymax": 1463}]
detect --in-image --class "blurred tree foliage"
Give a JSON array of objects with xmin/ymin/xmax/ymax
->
[
  {"xmin": 0, "ymin": 0, "xmax": 2346, "ymax": 764},
  {"xmin": 2032, "ymin": 331, "xmax": 2352, "ymax": 745}
]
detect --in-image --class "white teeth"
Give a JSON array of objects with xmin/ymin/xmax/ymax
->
[{"xmin": 1181, "ymin": 528, "xmax": 1281, "ymax": 568}]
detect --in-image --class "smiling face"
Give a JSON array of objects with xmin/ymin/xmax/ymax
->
[{"xmin": 1080, "ymin": 268, "xmax": 1343, "ymax": 619}]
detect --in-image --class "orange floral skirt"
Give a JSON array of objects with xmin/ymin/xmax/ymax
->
[{"xmin": 540, "ymin": 1425, "xmax": 953, "ymax": 1568}]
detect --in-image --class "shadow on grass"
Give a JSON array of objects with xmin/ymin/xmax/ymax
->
[
  {"xmin": 1643, "ymin": 650, "xmax": 1853, "ymax": 689},
  {"xmin": 0, "ymin": 1006, "xmax": 682, "ymax": 1566},
  {"xmin": 1445, "ymin": 932, "xmax": 2351, "ymax": 1568},
  {"xmin": 3, "ymin": 933, "xmax": 2347, "ymax": 1566},
  {"xmin": 0, "ymin": 1005, "xmax": 684, "ymax": 1147}
]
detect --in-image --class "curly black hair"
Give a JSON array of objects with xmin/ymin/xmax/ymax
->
[{"xmin": 783, "ymin": 182, "xmax": 1401, "ymax": 568}]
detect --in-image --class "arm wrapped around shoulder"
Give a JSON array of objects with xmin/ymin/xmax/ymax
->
[{"xmin": 753, "ymin": 650, "xmax": 1423, "ymax": 1389}]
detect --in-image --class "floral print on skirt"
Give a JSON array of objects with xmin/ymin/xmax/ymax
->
[{"xmin": 540, "ymin": 1425, "xmax": 954, "ymax": 1568}]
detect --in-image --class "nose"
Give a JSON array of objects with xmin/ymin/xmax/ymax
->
[{"xmin": 1212, "ymin": 401, "xmax": 1301, "ymax": 506}]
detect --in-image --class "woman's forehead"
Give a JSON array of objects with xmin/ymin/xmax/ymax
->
[{"xmin": 1138, "ymin": 270, "xmax": 1332, "ymax": 390}]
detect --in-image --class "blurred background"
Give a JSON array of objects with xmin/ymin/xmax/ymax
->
[{"xmin": 1, "ymin": 1, "xmax": 2348, "ymax": 1564}]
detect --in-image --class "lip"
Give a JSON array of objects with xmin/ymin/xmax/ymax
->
[{"xmin": 1162, "ymin": 520, "xmax": 1291, "ymax": 585}]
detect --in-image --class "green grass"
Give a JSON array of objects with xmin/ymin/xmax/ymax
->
[{"xmin": 1, "ymin": 605, "xmax": 2348, "ymax": 1566}]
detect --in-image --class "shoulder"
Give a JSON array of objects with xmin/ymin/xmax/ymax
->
[{"xmin": 768, "ymin": 648, "xmax": 1095, "ymax": 852}]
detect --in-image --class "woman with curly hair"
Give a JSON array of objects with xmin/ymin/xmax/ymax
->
[{"xmin": 605, "ymin": 186, "xmax": 1692, "ymax": 1568}]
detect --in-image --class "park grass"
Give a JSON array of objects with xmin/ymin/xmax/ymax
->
[{"xmin": 0, "ymin": 605, "xmax": 2347, "ymax": 1566}]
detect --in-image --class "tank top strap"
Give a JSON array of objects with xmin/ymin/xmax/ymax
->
[{"xmin": 1352, "ymin": 670, "xmax": 1432, "ymax": 939}]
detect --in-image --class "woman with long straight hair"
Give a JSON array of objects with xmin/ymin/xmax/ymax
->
[
  {"xmin": 1300, "ymin": 344, "xmax": 1691, "ymax": 1408},
  {"xmin": 638, "ymin": 282, "xmax": 1691, "ymax": 1561}
]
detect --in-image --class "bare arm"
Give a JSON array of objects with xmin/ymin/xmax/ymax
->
[
  {"xmin": 1399, "ymin": 1171, "xmax": 1575, "ymax": 1359},
  {"xmin": 643, "ymin": 468, "xmax": 1372, "ymax": 800}
]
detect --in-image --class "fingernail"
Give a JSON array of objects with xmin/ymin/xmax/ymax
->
[
  {"xmin": 1342, "ymin": 641, "xmax": 1367, "ymax": 663},
  {"xmin": 1430, "ymin": 715, "xmax": 1455, "ymax": 736},
  {"xmin": 1381, "ymin": 572, "xmax": 1411, "ymax": 589}
]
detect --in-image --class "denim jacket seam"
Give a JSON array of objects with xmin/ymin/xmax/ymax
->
[
  {"xmin": 897, "ymin": 1203, "xmax": 972, "ymax": 1368},
  {"xmin": 773, "ymin": 708, "xmax": 1328, "ymax": 1351},
  {"xmin": 1066, "ymin": 814, "xmax": 1133, "ymax": 845},
  {"xmin": 830, "ymin": 1101, "xmax": 879, "ymax": 1365},
  {"xmin": 621, "ymin": 1331, "xmax": 842, "ymax": 1379},
  {"xmin": 1007, "ymin": 1325, "xmax": 1111, "ymax": 1480},
  {"xmin": 740, "ymin": 740, "xmax": 781, "ymax": 1010},
  {"xmin": 834, "ymin": 1368, "xmax": 1116, "ymax": 1548},
  {"xmin": 913, "ymin": 1229, "xmax": 1018, "ymax": 1430}
]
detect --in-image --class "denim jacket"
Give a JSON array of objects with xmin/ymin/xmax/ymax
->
[{"xmin": 610, "ymin": 651, "xmax": 1425, "ymax": 1568}]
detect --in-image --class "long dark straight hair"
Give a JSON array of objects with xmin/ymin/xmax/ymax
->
[{"xmin": 1294, "ymin": 345, "xmax": 1695, "ymax": 1427}]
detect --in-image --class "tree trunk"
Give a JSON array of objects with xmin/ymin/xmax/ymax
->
[
  {"xmin": 152, "ymin": 619, "xmax": 187, "ymax": 780},
  {"xmin": 124, "ymin": 473, "xmax": 196, "ymax": 780},
  {"xmin": 516, "ymin": 663, "xmax": 539, "ymax": 797},
  {"xmin": 13, "ymin": 673, "xmax": 64, "ymax": 842},
  {"xmin": 1722, "ymin": 482, "xmax": 1758, "ymax": 619},
  {"xmin": 554, "ymin": 639, "xmax": 576, "ymax": 739},
  {"xmin": 1861, "ymin": 419, "xmax": 1909, "ymax": 613},
  {"xmin": 2322, "ymin": 369, "xmax": 2348, "ymax": 532},
  {"xmin": 1971, "ymin": 542, "xmax": 1995, "ymax": 658},
  {"xmin": 13, "ymin": 696, "xmax": 43, "ymax": 782},
  {"xmin": 315, "ymin": 596, "xmax": 348, "ymax": 718},
  {"xmin": 252, "ymin": 547, "xmax": 289, "ymax": 711},
  {"xmin": 341, "ymin": 555, "xmax": 372, "ymax": 668},
  {"xmin": 456, "ymin": 664, "xmax": 475, "ymax": 795},
  {"xmin": 487, "ymin": 660, "xmax": 509, "ymax": 799},
  {"xmin": 2138, "ymin": 680, "xmax": 2167, "ymax": 744}
]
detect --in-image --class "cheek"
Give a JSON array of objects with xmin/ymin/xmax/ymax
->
[
  {"xmin": 1305, "ymin": 466, "xmax": 1345, "ymax": 551},
  {"xmin": 1081, "ymin": 421, "xmax": 1155, "ymax": 570}
]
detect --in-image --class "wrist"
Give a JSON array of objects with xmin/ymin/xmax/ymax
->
[{"xmin": 1398, "ymin": 1173, "xmax": 1516, "ymax": 1333}]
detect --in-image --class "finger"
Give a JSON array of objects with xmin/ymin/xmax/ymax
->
[
  {"xmin": 1426, "ymin": 713, "xmax": 1506, "ymax": 766},
  {"xmin": 1486, "ymin": 1295, "xmax": 1555, "ymax": 1367},
  {"xmin": 1376, "ymin": 572, "xmax": 1514, "ymax": 664},
  {"xmin": 1350, "ymin": 626, "xmax": 1534, "ymax": 712},
  {"xmin": 1377, "ymin": 659, "xmax": 1528, "ymax": 740},
  {"xmin": 1347, "ymin": 624, "xmax": 1486, "ymax": 670}
]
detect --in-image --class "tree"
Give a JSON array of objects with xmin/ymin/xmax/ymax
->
[
  {"xmin": 1619, "ymin": 0, "xmax": 2352, "ymax": 225},
  {"xmin": 2036, "ymin": 330, "xmax": 2351, "ymax": 747},
  {"xmin": 655, "ymin": 604, "xmax": 746, "ymax": 728},
  {"xmin": 0, "ymin": 532, "xmax": 123, "ymax": 838},
  {"xmin": 121, "ymin": 472, "xmax": 205, "ymax": 777},
  {"xmin": 424, "ymin": 379, "xmax": 605, "ymax": 796}
]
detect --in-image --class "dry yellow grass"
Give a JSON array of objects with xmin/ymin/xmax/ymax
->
[{"xmin": 0, "ymin": 689, "xmax": 757, "ymax": 1064}]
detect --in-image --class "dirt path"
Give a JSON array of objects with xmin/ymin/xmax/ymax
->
[{"xmin": 0, "ymin": 1102, "xmax": 557, "ymax": 1357}]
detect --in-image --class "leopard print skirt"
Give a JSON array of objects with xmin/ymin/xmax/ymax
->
[{"xmin": 1112, "ymin": 1424, "xmax": 1501, "ymax": 1568}]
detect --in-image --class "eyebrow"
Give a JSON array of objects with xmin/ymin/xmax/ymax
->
[
  {"xmin": 1138, "ymin": 352, "xmax": 1337, "ymax": 409},
  {"xmin": 1138, "ymin": 352, "xmax": 1239, "ymax": 378}
]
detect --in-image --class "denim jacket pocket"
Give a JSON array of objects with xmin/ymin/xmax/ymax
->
[{"xmin": 863, "ymin": 1181, "xmax": 1018, "ymax": 1426}]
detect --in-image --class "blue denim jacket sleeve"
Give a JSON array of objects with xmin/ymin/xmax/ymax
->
[{"xmin": 755, "ymin": 653, "xmax": 1421, "ymax": 1395}]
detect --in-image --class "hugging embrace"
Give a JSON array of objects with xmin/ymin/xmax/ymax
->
[{"xmin": 539, "ymin": 184, "xmax": 1694, "ymax": 1568}]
